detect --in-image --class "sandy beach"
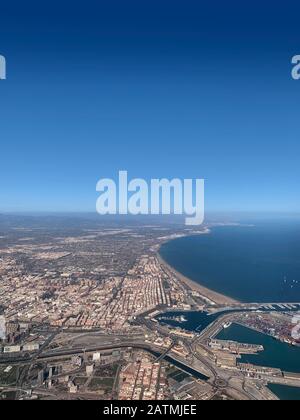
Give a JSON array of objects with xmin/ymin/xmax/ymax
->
[{"xmin": 157, "ymin": 253, "xmax": 239, "ymax": 306}]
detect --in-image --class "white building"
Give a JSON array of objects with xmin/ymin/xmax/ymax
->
[
  {"xmin": 92, "ymin": 352, "xmax": 101, "ymax": 362},
  {"xmin": 23, "ymin": 343, "xmax": 40, "ymax": 352},
  {"xmin": 4, "ymin": 345, "xmax": 21, "ymax": 353},
  {"xmin": 86, "ymin": 364, "xmax": 94, "ymax": 376},
  {"xmin": 0, "ymin": 316, "xmax": 6, "ymax": 340}
]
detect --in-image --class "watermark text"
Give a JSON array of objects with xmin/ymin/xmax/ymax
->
[
  {"xmin": 96, "ymin": 171, "xmax": 205, "ymax": 226},
  {"xmin": 292, "ymin": 55, "xmax": 300, "ymax": 80},
  {"xmin": 0, "ymin": 55, "xmax": 6, "ymax": 80}
]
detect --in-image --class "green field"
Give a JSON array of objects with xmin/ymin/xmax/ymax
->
[
  {"xmin": 0, "ymin": 366, "xmax": 18, "ymax": 386},
  {"xmin": 88, "ymin": 377, "xmax": 114, "ymax": 391}
]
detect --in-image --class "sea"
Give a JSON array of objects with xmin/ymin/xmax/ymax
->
[
  {"xmin": 156, "ymin": 312, "xmax": 300, "ymax": 400},
  {"xmin": 159, "ymin": 221, "xmax": 300, "ymax": 303},
  {"xmin": 158, "ymin": 219, "xmax": 300, "ymax": 399}
]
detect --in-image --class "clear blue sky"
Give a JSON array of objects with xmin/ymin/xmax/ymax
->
[{"xmin": 0, "ymin": 0, "xmax": 299, "ymax": 212}]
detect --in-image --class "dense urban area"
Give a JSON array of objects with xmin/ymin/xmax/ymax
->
[{"xmin": 0, "ymin": 215, "xmax": 300, "ymax": 401}]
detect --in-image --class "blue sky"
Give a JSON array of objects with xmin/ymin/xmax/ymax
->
[{"xmin": 0, "ymin": 0, "xmax": 299, "ymax": 212}]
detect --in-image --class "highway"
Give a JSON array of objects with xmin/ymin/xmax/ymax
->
[{"xmin": 2, "ymin": 303, "xmax": 299, "ymax": 401}]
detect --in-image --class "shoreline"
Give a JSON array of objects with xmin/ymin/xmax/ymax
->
[{"xmin": 157, "ymin": 251, "xmax": 240, "ymax": 306}]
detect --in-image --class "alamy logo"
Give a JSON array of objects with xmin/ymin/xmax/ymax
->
[
  {"xmin": 292, "ymin": 55, "xmax": 300, "ymax": 80},
  {"xmin": 96, "ymin": 171, "xmax": 205, "ymax": 226},
  {"xmin": 0, "ymin": 55, "xmax": 6, "ymax": 80}
]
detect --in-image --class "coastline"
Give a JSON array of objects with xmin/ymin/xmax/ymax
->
[{"xmin": 157, "ymin": 251, "xmax": 239, "ymax": 306}]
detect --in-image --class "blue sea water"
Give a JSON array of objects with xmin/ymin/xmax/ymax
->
[
  {"xmin": 156, "ymin": 313, "xmax": 300, "ymax": 398},
  {"xmin": 159, "ymin": 221, "xmax": 300, "ymax": 303},
  {"xmin": 267, "ymin": 384, "xmax": 300, "ymax": 401},
  {"xmin": 217, "ymin": 323, "xmax": 300, "ymax": 373}
]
